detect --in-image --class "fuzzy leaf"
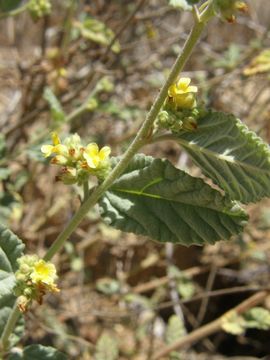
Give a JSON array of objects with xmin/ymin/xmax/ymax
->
[
  {"xmin": 176, "ymin": 111, "xmax": 270, "ymax": 203},
  {"xmin": 8, "ymin": 344, "xmax": 67, "ymax": 360},
  {"xmin": 0, "ymin": 225, "xmax": 25, "ymax": 342},
  {"xmin": 99, "ymin": 155, "xmax": 247, "ymax": 246},
  {"xmin": 43, "ymin": 87, "xmax": 66, "ymax": 124}
]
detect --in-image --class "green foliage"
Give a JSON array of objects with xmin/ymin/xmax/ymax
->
[
  {"xmin": 0, "ymin": 0, "xmax": 22, "ymax": 12},
  {"xmin": 166, "ymin": 315, "xmax": 186, "ymax": 360},
  {"xmin": 75, "ymin": 17, "xmax": 120, "ymax": 53},
  {"xmin": 221, "ymin": 307, "xmax": 270, "ymax": 335},
  {"xmin": 8, "ymin": 344, "xmax": 67, "ymax": 359},
  {"xmin": 95, "ymin": 333, "xmax": 119, "ymax": 360},
  {"xmin": 176, "ymin": 111, "xmax": 270, "ymax": 203},
  {"xmin": 0, "ymin": 225, "xmax": 25, "ymax": 343},
  {"xmin": 244, "ymin": 307, "xmax": 270, "ymax": 330},
  {"xmin": 100, "ymin": 154, "xmax": 247, "ymax": 245},
  {"xmin": 169, "ymin": 0, "xmax": 200, "ymax": 11},
  {"xmin": 213, "ymin": 44, "xmax": 242, "ymax": 70},
  {"xmin": 43, "ymin": 87, "xmax": 66, "ymax": 124},
  {"xmin": 96, "ymin": 278, "xmax": 120, "ymax": 295},
  {"xmin": 169, "ymin": 266, "xmax": 196, "ymax": 299}
]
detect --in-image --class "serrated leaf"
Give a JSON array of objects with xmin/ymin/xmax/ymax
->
[
  {"xmin": 8, "ymin": 344, "xmax": 67, "ymax": 360},
  {"xmin": 0, "ymin": 224, "xmax": 25, "ymax": 308},
  {"xmin": 169, "ymin": 0, "xmax": 200, "ymax": 11},
  {"xmin": 0, "ymin": 0, "xmax": 22, "ymax": 12},
  {"xmin": 99, "ymin": 155, "xmax": 247, "ymax": 246},
  {"xmin": 43, "ymin": 87, "xmax": 66, "ymax": 123},
  {"xmin": 176, "ymin": 111, "xmax": 270, "ymax": 203},
  {"xmin": 0, "ymin": 225, "xmax": 25, "ymax": 343},
  {"xmin": 95, "ymin": 333, "xmax": 119, "ymax": 360}
]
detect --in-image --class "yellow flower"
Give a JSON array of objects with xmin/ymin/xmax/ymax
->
[
  {"xmin": 30, "ymin": 259, "xmax": 57, "ymax": 286},
  {"xmin": 83, "ymin": 143, "xmax": 111, "ymax": 169},
  {"xmin": 168, "ymin": 77, "xmax": 198, "ymax": 109},
  {"xmin": 41, "ymin": 132, "xmax": 68, "ymax": 158}
]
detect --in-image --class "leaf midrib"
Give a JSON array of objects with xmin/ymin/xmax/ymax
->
[{"xmin": 177, "ymin": 138, "xmax": 270, "ymax": 174}]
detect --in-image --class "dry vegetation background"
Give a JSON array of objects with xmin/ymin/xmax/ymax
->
[{"xmin": 1, "ymin": 0, "xmax": 270, "ymax": 359}]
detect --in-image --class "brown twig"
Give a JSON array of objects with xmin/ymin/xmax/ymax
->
[{"xmin": 151, "ymin": 291, "xmax": 269, "ymax": 359}]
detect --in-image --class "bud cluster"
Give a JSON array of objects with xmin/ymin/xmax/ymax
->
[
  {"xmin": 14, "ymin": 255, "xmax": 59, "ymax": 312},
  {"xmin": 156, "ymin": 77, "xmax": 206, "ymax": 134},
  {"xmin": 41, "ymin": 132, "xmax": 111, "ymax": 184},
  {"xmin": 213, "ymin": 0, "xmax": 248, "ymax": 23},
  {"xmin": 28, "ymin": 0, "xmax": 52, "ymax": 21}
]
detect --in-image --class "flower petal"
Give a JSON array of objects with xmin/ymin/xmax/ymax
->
[
  {"xmin": 51, "ymin": 132, "xmax": 61, "ymax": 146},
  {"xmin": 177, "ymin": 77, "xmax": 191, "ymax": 90},
  {"xmin": 187, "ymin": 85, "xmax": 198, "ymax": 93},
  {"xmin": 41, "ymin": 145, "xmax": 54, "ymax": 157},
  {"xmin": 99, "ymin": 146, "xmax": 111, "ymax": 160}
]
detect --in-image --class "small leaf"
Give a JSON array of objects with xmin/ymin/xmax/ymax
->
[
  {"xmin": 243, "ymin": 307, "xmax": 270, "ymax": 330},
  {"xmin": 243, "ymin": 49, "xmax": 270, "ymax": 76},
  {"xmin": 96, "ymin": 278, "xmax": 120, "ymax": 295},
  {"xmin": 95, "ymin": 333, "xmax": 119, "ymax": 360},
  {"xmin": 100, "ymin": 154, "xmax": 247, "ymax": 246},
  {"xmin": 8, "ymin": 344, "xmax": 67, "ymax": 360},
  {"xmin": 176, "ymin": 111, "xmax": 270, "ymax": 203},
  {"xmin": 43, "ymin": 87, "xmax": 66, "ymax": 123},
  {"xmin": 74, "ymin": 18, "xmax": 120, "ymax": 53},
  {"xmin": 0, "ymin": 0, "xmax": 22, "ymax": 12},
  {"xmin": 166, "ymin": 315, "xmax": 186, "ymax": 360},
  {"xmin": 221, "ymin": 311, "xmax": 245, "ymax": 335},
  {"xmin": 169, "ymin": 0, "xmax": 200, "ymax": 11}
]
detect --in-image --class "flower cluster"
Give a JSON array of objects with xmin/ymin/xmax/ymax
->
[
  {"xmin": 167, "ymin": 77, "xmax": 198, "ymax": 110},
  {"xmin": 14, "ymin": 255, "xmax": 59, "ymax": 312},
  {"xmin": 41, "ymin": 132, "xmax": 111, "ymax": 184},
  {"xmin": 28, "ymin": 0, "xmax": 52, "ymax": 21},
  {"xmin": 156, "ymin": 77, "xmax": 206, "ymax": 134},
  {"xmin": 213, "ymin": 0, "xmax": 248, "ymax": 23}
]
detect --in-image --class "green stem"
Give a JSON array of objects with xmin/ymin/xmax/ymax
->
[
  {"xmin": 83, "ymin": 181, "xmax": 89, "ymax": 202},
  {"xmin": 0, "ymin": 2, "xmax": 214, "ymax": 349},
  {"xmin": 0, "ymin": 304, "xmax": 20, "ymax": 352},
  {"xmin": 44, "ymin": 4, "xmax": 214, "ymax": 261}
]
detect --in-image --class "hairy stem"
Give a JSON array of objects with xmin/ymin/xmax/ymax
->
[
  {"xmin": 0, "ymin": 304, "xmax": 20, "ymax": 352},
  {"xmin": 1, "ymin": 3, "xmax": 214, "ymax": 349},
  {"xmin": 43, "ymin": 7, "xmax": 212, "ymax": 261}
]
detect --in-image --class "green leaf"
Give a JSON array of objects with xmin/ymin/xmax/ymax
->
[
  {"xmin": 8, "ymin": 344, "xmax": 67, "ymax": 360},
  {"xmin": 43, "ymin": 87, "xmax": 66, "ymax": 124},
  {"xmin": 0, "ymin": 225, "xmax": 25, "ymax": 342},
  {"xmin": 99, "ymin": 155, "xmax": 247, "ymax": 246},
  {"xmin": 0, "ymin": 224, "xmax": 25, "ymax": 307},
  {"xmin": 166, "ymin": 315, "xmax": 186, "ymax": 359},
  {"xmin": 221, "ymin": 311, "xmax": 245, "ymax": 335},
  {"xmin": 169, "ymin": 0, "xmax": 200, "ymax": 11},
  {"xmin": 75, "ymin": 17, "xmax": 120, "ymax": 53},
  {"xmin": 243, "ymin": 307, "xmax": 270, "ymax": 330},
  {"xmin": 176, "ymin": 111, "xmax": 270, "ymax": 203},
  {"xmin": 0, "ymin": 0, "xmax": 22, "ymax": 12},
  {"xmin": 95, "ymin": 333, "xmax": 119, "ymax": 360}
]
